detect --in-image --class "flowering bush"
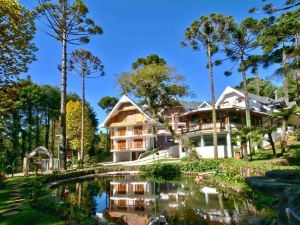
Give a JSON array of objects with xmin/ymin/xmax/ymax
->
[{"xmin": 0, "ymin": 172, "xmax": 7, "ymax": 187}]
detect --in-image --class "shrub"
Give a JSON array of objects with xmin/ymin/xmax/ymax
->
[
  {"xmin": 140, "ymin": 163, "xmax": 181, "ymax": 181},
  {"xmin": 0, "ymin": 172, "xmax": 7, "ymax": 187},
  {"xmin": 179, "ymin": 160, "xmax": 219, "ymax": 173}
]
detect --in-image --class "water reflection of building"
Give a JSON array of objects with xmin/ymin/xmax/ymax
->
[
  {"xmin": 107, "ymin": 181, "xmax": 155, "ymax": 225},
  {"xmin": 99, "ymin": 180, "xmax": 263, "ymax": 225}
]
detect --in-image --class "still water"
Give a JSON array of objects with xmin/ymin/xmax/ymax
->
[{"xmin": 53, "ymin": 176, "xmax": 274, "ymax": 225}]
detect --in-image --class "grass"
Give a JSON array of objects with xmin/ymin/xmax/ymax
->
[{"xmin": 0, "ymin": 177, "xmax": 65, "ymax": 225}]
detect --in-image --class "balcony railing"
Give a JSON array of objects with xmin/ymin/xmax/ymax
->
[
  {"xmin": 111, "ymin": 130, "xmax": 151, "ymax": 137},
  {"xmin": 182, "ymin": 122, "xmax": 226, "ymax": 133},
  {"xmin": 111, "ymin": 142, "xmax": 145, "ymax": 151}
]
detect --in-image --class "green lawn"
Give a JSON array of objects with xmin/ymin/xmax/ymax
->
[{"xmin": 0, "ymin": 177, "xmax": 64, "ymax": 225}]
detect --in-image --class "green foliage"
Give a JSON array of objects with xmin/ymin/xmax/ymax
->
[
  {"xmin": 30, "ymin": 178, "xmax": 97, "ymax": 225},
  {"xmin": 68, "ymin": 49, "xmax": 104, "ymax": 77},
  {"xmin": 118, "ymin": 59, "xmax": 188, "ymax": 138},
  {"xmin": 140, "ymin": 163, "xmax": 181, "ymax": 181},
  {"xmin": 66, "ymin": 100, "xmax": 95, "ymax": 156},
  {"xmin": 98, "ymin": 96, "xmax": 118, "ymax": 113},
  {"xmin": 0, "ymin": 0, "xmax": 37, "ymax": 82},
  {"xmin": 140, "ymin": 160, "xmax": 219, "ymax": 181},
  {"xmin": 36, "ymin": 0, "xmax": 103, "ymax": 44},
  {"xmin": 179, "ymin": 160, "xmax": 219, "ymax": 172},
  {"xmin": 249, "ymin": 0, "xmax": 300, "ymax": 14},
  {"xmin": 235, "ymin": 78, "xmax": 280, "ymax": 99},
  {"xmin": 132, "ymin": 54, "xmax": 166, "ymax": 69}
]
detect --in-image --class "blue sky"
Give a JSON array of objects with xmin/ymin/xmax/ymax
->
[{"xmin": 20, "ymin": 0, "xmax": 279, "ymax": 124}]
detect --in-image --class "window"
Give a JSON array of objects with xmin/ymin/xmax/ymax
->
[
  {"xmin": 134, "ymin": 126, "xmax": 143, "ymax": 135},
  {"xmin": 190, "ymin": 136, "xmax": 201, "ymax": 147},
  {"xmin": 118, "ymin": 140, "xmax": 126, "ymax": 150},
  {"xmin": 118, "ymin": 127, "xmax": 126, "ymax": 136},
  {"xmin": 135, "ymin": 184, "xmax": 145, "ymax": 195},
  {"xmin": 134, "ymin": 139, "xmax": 143, "ymax": 148},
  {"xmin": 218, "ymin": 134, "xmax": 227, "ymax": 145},
  {"xmin": 229, "ymin": 112, "xmax": 241, "ymax": 124},
  {"xmin": 203, "ymin": 135, "xmax": 213, "ymax": 146},
  {"xmin": 203, "ymin": 134, "xmax": 226, "ymax": 146}
]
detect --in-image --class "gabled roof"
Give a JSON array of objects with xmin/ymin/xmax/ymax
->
[
  {"xmin": 215, "ymin": 86, "xmax": 244, "ymax": 106},
  {"xmin": 198, "ymin": 101, "xmax": 211, "ymax": 109},
  {"xmin": 101, "ymin": 95, "xmax": 153, "ymax": 127},
  {"xmin": 180, "ymin": 101, "xmax": 203, "ymax": 111},
  {"xmin": 238, "ymin": 89, "xmax": 273, "ymax": 105}
]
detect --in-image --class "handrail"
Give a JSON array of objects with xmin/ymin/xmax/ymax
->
[
  {"xmin": 138, "ymin": 148, "xmax": 159, "ymax": 159},
  {"xmin": 286, "ymin": 208, "xmax": 300, "ymax": 222}
]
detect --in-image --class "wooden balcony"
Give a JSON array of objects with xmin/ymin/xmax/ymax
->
[{"xmin": 111, "ymin": 140, "xmax": 146, "ymax": 151}]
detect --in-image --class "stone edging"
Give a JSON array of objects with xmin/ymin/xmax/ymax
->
[{"xmin": 46, "ymin": 171, "xmax": 139, "ymax": 188}]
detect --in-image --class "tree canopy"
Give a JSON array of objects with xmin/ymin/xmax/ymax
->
[
  {"xmin": 98, "ymin": 96, "xmax": 118, "ymax": 114},
  {"xmin": 118, "ymin": 56, "xmax": 188, "ymax": 138},
  {"xmin": 0, "ymin": 0, "xmax": 37, "ymax": 84}
]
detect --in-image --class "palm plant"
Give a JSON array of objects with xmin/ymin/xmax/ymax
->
[{"xmin": 270, "ymin": 105, "xmax": 300, "ymax": 153}]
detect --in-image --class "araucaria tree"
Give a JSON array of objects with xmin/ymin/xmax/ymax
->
[
  {"xmin": 259, "ymin": 9, "xmax": 300, "ymax": 101},
  {"xmin": 182, "ymin": 13, "xmax": 232, "ymax": 159},
  {"xmin": 0, "ymin": 0, "xmax": 36, "ymax": 85},
  {"xmin": 118, "ymin": 54, "xmax": 187, "ymax": 139},
  {"xmin": 224, "ymin": 18, "xmax": 263, "ymax": 160},
  {"xmin": 98, "ymin": 96, "xmax": 118, "ymax": 114},
  {"xmin": 68, "ymin": 49, "xmax": 104, "ymax": 165},
  {"xmin": 36, "ymin": 0, "xmax": 102, "ymax": 169}
]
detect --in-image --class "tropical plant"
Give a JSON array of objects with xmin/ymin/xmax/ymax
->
[
  {"xmin": 36, "ymin": 0, "xmax": 103, "ymax": 169},
  {"xmin": 270, "ymin": 105, "xmax": 300, "ymax": 153}
]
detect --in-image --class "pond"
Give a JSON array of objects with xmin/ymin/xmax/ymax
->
[{"xmin": 52, "ymin": 175, "xmax": 275, "ymax": 225}]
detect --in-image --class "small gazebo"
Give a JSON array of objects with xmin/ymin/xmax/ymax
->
[{"xmin": 23, "ymin": 146, "xmax": 53, "ymax": 176}]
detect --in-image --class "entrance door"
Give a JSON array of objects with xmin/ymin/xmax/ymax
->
[{"xmin": 132, "ymin": 152, "xmax": 137, "ymax": 160}]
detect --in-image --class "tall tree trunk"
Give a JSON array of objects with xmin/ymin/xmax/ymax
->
[
  {"xmin": 294, "ymin": 33, "xmax": 300, "ymax": 98},
  {"xmin": 45, "ymin": 111, "xmax": 50, "ymax": 149},
  {"xmin": 28, "ymin": 105, "xmax": 32, "ymax": 153},
  {"xmin": 12, "ymin": 110, "xmax": 20, "ymax": 157},
  {"xmin": 255, "ymin": 68, "xmax": 260, "ymax": 95},
  {"xmin": 35, "ymin": 115, "xmax": 40, "ymax": 147},
  {"xmin": 21, "ymin": 129, "xmax": 26, "ymax": 158},
  {"xmin": 267, "ymin": 132, "xmax": 276, "ymax": 155},
  {"xmin": 60, "ymin": 30, "xmax": 67, "ymax": 170},
  {"xmin": 50, "ymin": 119, "xmax": 55, "ymax": 157},
  {"xmin": 282, "ymin": 48, "xmax": 289, "ymax": 102},
  {"xmin": 241, "ymin": 54, "xmax": 250, "ymax": 161},
  {"xmin": 80, "ymin": 71, "xmax": 85, "ymax": 166},
  {"xmin": 207, "ymin": 44, "xmax": 218, "ymax": 159},
  {"xmin": 280, "ymin": 119, "xmax": 287, "ymax": 154}
]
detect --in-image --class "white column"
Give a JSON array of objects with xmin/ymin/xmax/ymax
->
[
  {"xmin": 227, "ymin": 133, "xmax": 232, "ymax": 158},
  {"xmin": 201, "ymin": 134, "xmax": 204, "ymax": 147},
  {"xmin": 226, "ymin": 114, "xmax": 232, "ymax": 158},
  {"xmin": 113, "ymin": 152, "xmax": 117, "ymax": 162}
]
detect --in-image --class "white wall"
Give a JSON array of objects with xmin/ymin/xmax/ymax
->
[{"xmin": 195, "ymin": 145, "xmax": 232, "ymax": 158}]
